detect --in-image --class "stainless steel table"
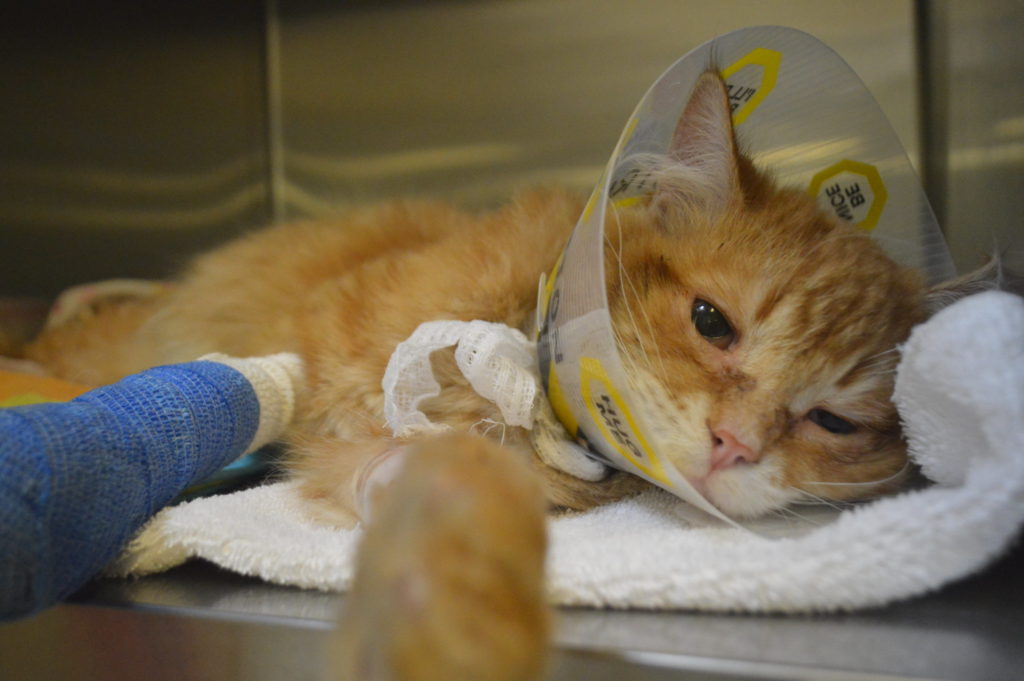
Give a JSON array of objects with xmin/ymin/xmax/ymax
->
[{"xmin": 3, "ymin": 537, "xmax": 1021, "ymax": 680}]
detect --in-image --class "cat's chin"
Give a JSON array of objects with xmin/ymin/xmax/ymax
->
[{"xmin": 692, "ymin": 460, "xmax": 798, "ymax": 519}]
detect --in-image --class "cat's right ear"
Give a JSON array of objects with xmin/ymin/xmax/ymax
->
[{"xmin": 650, "ymin": 71, "xmax": 742, "ymax": 220}]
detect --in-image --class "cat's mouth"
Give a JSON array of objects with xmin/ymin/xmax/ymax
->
[
  {"xmin": 686, "ymin": 463, "xmax": 730, "ymax": 509},
  {"xmin": 687, "ymin": 473, "xmax": 711, "ymax": 501}
]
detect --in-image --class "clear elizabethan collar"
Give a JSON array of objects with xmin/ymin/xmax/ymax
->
[{"xmin": 535, "ymin": 26, "xmax": 955, "ymax": 526}]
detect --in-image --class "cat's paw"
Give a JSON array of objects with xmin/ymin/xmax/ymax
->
[
  {"xmin": 45, "ymin": 279, "xmax": 170, "ymax": 330},
  {"xmin": 0, "ymin": 357, "xmax": 49, "ymax": 376},
  {"xmin": 530, "ymin": 398, "xmax": 608, "ymax": 481},
  {"xmin": 332, "ymin": 433, "xmax": 549, "ymax": 681}
]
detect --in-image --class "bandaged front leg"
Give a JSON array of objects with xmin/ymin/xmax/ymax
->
[
  {"xmin": 0, "ymin": 352, "xmax": 303, "ymax": 620},
  {"xmin": 199, "ymin": 353, "xmax": 304, "ymax": 452}
]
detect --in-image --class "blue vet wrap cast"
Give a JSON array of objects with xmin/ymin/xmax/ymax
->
[{"xmin": 0, "ymin": 361, "xmax": 260, "ymax": 620}]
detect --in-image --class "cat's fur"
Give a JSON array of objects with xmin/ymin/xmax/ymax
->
[{"xmin": 21, "ymin": 72, "xmax": 967, "ymax": 679}]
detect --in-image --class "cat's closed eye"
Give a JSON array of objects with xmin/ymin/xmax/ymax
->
[
  {"xmin": 807, "ymin": 407, "xmax": 857, "ymax": 435},
  {"xmin": 691, "ymin": 298, "xmax": 735, "ymax": 349}
]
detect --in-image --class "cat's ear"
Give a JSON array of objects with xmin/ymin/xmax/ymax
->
[
  {"xmin": 651, "ymin": 71, "xmax": 742, "ymax": 219},
  {"xmin": 925, "ymin": 257, "xmax": 1002, "ymax": 315}
]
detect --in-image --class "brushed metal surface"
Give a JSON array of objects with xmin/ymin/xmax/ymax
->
[
  {"xmin": 937, "ymin": 0, "xmax": 1024, "ymax": 276},
  {"xmin": 271, "ymin": 0, "xmax": 920, "ymax": 216},
  {"xmin": 0, "ymin": 2, "xmax": 270, "ymax": 297},
  {"xmin": 2, "ymin": 543, "xmax": 1022, "ymax": 680},
  {"xmin": 0, "ymin": 0, "xmax": 922, "ymax": 297}
]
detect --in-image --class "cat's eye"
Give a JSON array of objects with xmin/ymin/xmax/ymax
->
[
  {"xmin": 807, "ymin": 408, "xmax": 857, "ymax": 435},
  {"xmin": 691, "ymin": 298, "xmax": 734, "ymax": 349}
]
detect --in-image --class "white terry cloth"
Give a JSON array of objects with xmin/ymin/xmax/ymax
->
[{"xmin": 110, "ymin": 291, "xmax": 1024, "ymax": 612}]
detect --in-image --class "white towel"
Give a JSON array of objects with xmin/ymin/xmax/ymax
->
[{"xmin": 109, "ymin": 291, "xmax": 1024, "ymax": 612}]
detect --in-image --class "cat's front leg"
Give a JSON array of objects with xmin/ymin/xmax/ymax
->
[
  {"xmin": 328, "ymin": 433, "xmax": 550, "ymax": 681},
  {"xmin": 527, "ymin": 398, "xmax": 652, "ymax": 511}
]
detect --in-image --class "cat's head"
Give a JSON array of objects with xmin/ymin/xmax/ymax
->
[{"xmin": 605, "ymin": 72, "xmax": 953, "ymax": 517}]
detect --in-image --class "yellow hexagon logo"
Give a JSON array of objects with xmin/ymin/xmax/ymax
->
[
  {"xmin": 808, "ymin": 159, "xmax": 888, "ymax": 232},
  {"xmin": 721, "ymin": 48, "xmax": 782, "ymax": 126}
]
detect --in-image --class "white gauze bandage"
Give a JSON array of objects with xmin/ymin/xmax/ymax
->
[
  {"xmin": 381, "ymin": 320, "xmax": 607, "ymax": 481},
  {"xmin": 382, "ymin": 320, "xmax": 539, "ymax": 437}
]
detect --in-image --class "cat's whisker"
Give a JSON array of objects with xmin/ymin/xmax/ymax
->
[
  {"xmin": 855, "ymin": 351, "xmax": 901, "ymax": 373},
  {"xmin": 787, "ymin": 487, "xmax": 852, "ymax": 513},
  {"xmin": 472, "ymin": 418, "xmax": 508, "ymax": 446},
  {"xmin": 837, "ymin": 348, "xmax": 902, "ymax": 389},
  {"xmin": 772, "ymin": 504, "xmax": 810, "ymax": 521},
  {"xmin": 863, "ymin": 346, "xmax": 902, "ymax": 362},
  {"xmin": 864, "ymin": 346, "xmax": 901, "ymax": 360},
  {"xmin": 848, "ymin": 357, "xmax": 900, "ymax": 380},
  {"xmin": 769, "ymin": 502, "xmax": 837, "ymax": 529},
  {"xmin": 606, "ymin": 203, "xmax": 671, "ymax": 385},
  {"xmin": 627, "ymin": 281, "xmax": 672, "ymax": 383},
  {"xmin": 767, "ymin": 505, "xmax": 803, "ymax": 524},
  {"xmin": 854, "ymin": 367, "xmax": 898, "ymax": 382},
  {"xmin": 858, "ymin": 355, "xmax": 899, "ymax": 372},
  {"xmin": 799, "ymin": 460, "xmax": 912, "ymax": 490}
]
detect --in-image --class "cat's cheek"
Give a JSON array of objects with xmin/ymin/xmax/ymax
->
[
  {"xmin": 646, "ymin": 398, "xmax": 713, "ymax": 481},
  {"xmin": 622, "ymin": 364, "xmax": 713, "ymax": 480}
]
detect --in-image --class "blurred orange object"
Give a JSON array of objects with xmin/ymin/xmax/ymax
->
[{"xmin": 0, "ymin": 370, "xmax": 90, "ymax": 407}]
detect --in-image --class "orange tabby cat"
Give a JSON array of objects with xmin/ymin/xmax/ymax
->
[{"xmin": 21, "ymin": 72, "xmax": 972, "ymax": 679}]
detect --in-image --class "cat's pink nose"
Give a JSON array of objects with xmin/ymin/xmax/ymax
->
[{"xmin": 709, "ymin": 428, "xmax": 759, "ymax": 472}]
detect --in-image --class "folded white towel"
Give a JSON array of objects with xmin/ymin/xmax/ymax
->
[{"xmin": 110, "ymin": 291, "xmax": 1024, "ymax": 612}]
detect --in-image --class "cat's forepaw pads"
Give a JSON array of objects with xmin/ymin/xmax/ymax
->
[{"xmin": 46, "ymin": 279, "xmax": 171, "ymax": 329}]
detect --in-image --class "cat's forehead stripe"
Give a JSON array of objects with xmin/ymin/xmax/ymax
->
[{"xmin": 753, "ymin": 286, "xmax": 786, "ymax": 324}]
